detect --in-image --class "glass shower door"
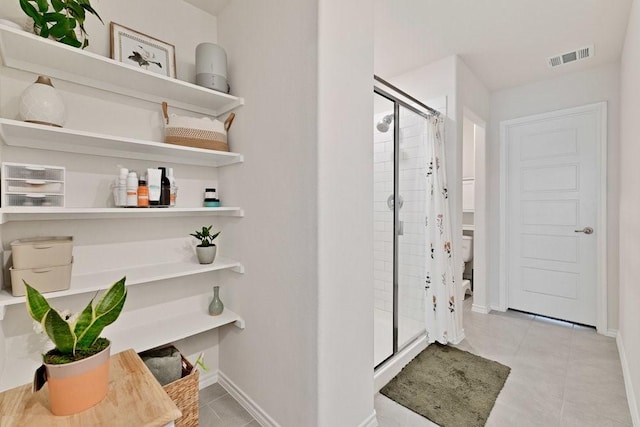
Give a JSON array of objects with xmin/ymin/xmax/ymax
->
[{"xmin": 396, "ymin": 105, "xmax": 427, "ymax": 350}]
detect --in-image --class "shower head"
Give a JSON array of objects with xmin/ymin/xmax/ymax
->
[{"xmin": 376, "ymin": 114, "xmax": 394, "ymax": 133}]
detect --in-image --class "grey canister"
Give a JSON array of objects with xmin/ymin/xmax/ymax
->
[
  {"xmin": 196, "ymin": 43, "xmax": 229, "ymax": 93},
  {"xmin": 209, "ymin": 286, "xmax": 224, "ymax": 316}
]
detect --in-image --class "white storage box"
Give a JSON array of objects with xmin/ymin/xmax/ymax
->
[
  {"xmin": 11, "ymin": 236, "xmax": 73, "ymax": 269},
  {"xmin": 10, "ymin": 260, "xmax": 73, "ymax": 297},
  {"xmin": 2, "ymin": 162, "xmax": 65, "ymax": 207}
]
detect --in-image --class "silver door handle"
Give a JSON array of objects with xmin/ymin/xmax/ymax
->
[
  {"xmin": 397, "ymin": 220, "xmax": 404, "ymax": 236},
  {"xmin": 574, "ymin": 227, "xmax": 594, "ymax": 234}
]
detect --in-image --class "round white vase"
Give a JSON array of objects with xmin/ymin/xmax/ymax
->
[{"xmin": 19, "ymin": 76, "xmax": 66, "ymax": 127}]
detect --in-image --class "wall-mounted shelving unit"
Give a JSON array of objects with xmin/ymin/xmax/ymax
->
[
  {"xmin": 0, "ymin": 25, "xmax": 244, "ymax": 117},
  {"xmin": 0, "ymin": 23, "xmax": 248, "ymax": 392}
]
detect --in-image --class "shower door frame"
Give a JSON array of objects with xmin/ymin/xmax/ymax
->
[{"xmin": 374, "ymin": 79, "xmax": 434, "ymax": 370}]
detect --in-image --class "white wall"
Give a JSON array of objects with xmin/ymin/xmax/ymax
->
[
  {"xmin": 216, "ymin": 1, "xmax": 319, "ymax": 425},
  {"xmin": 488, "ymin": 62, "xmax": 621, "ymax": 330},
  {"xmin": 316, "ymin": 0, "xmax": 375, "ymax": 423},
  {"xmin": 0, "ymin": 0, "xmax": 228, "ymax": 390},
  {"xmin": 618, "ymin": 0, "xmax": 640, "ymax": 422}
]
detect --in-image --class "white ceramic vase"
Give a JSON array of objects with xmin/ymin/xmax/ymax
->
[{"xmin": 19, "ymin": 76, "xmax": 66, "ymax": 127}]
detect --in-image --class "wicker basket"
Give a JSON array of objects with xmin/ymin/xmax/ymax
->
[
  {"xmin": 140, "ymin": 346, "xmax": 199, "ymax": 427},
  {"xmin": 162, "ymin": 102, "xmax": 235, "ymax": 152}
]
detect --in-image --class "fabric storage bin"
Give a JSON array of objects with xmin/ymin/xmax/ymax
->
[
  {"xmin": 11, "ymin": 236, "xmax": 73, "ymax": 269},
  {"xmin": 139, "ymin": 345, "xmax": 199, "ymax": 427},
  {"xmin": 2, "ymin": 162, "xmax": 66, "ymax": 207},
  {"xmin": 10, "ymin": 260, "xmax": 73, "ymax": 296},
  {"xmin": 161, "ymin": 101, "xmax": 235, "ymax": 152}
]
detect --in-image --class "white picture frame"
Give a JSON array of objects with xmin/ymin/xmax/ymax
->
[{"xmin": 110, "ymin": 22, "xmax": 176, "ymax": 78}]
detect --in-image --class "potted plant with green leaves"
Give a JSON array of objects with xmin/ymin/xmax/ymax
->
[
  {"xmin": 19, "ymin": 0, "xmax": 103, "ymax": 49},
  {"xmin": 25, "ymin": 277, "xmax": 127, "ymax": 415},
  {"xmin": 190, "ymin": 226, "xmax": 220, "ymax": 264}
]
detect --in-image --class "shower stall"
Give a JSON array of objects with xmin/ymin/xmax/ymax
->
[{"xmin": 373, "ymin": 77, "xmax": 437, "ymax": 368}]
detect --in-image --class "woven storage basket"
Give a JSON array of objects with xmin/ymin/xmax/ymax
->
[
  {"xmin": 141, "ymin": 345, "xmax": 199, "ymax": 427},
  {"xmin": 162, "ymin": 102, "xmax": 235, "ymax": 152}
]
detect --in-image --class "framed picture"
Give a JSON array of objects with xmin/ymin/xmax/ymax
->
[{"xmin": 110, "ymin": 22, "xmax": 176, "ymax": 78}]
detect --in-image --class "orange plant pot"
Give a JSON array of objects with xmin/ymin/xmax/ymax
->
[{"xmin": 44, "ymin": 344, "xmax": 111, "ymax": 416}]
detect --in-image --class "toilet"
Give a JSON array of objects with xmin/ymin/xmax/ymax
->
[{"xmin": 461, "ymin": 235, "xmax": 473, "ymax": 296}]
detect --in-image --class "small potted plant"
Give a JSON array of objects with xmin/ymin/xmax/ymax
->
[
  {"xmin": 190, "ymin": 225, "xmax": 220, "ymax": 264},
  {"xmin": 25, "ymin": 277, "xmax": 127, "ymax": 415},
  {"xmin": 19, "ymin": 0, "xmax": 103, "ymax": 49}
]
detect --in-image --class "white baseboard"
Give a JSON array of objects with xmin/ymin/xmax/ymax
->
[
  {"xmin": 218, "ymin": 371, "xmax": 280, "ymax": 427},
  {"xmin": 198, "ymin": 370, "xmax": 218, "ymax": 390},
  {"xmin": 606, "ymin": 329, "xmax": 618, "ymax": 338},
  {"xmin": 490, "ymin": 304, "xmax": 506, "ymax": 312},
  {"xmin": 471, "ymin": 304, "xmax": 491, "ymax": 314},
  {"xmin": 452, "ymin": 330, "xmax": 466, "ymax": 345},
  {"xmin": 374, "ymin": 335, "xmax": 427, "ymax": 392},
  {"xmin": 359, "ymin": 411, "xmax": 378, "ymax": 427},
  {"xmin": 617, "ymin": 333, "xmax": 639, "ymax": 426}
]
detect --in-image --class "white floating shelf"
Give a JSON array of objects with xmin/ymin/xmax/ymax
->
[
  {"xmin": 0, "ymin": 25, "xmax": 243, "ymax": 116},
  {"xmin": 0, "ymin": 119, "xmax": 243, "ymax": 167},
  {"xmin": 110, "ymin": 300, "xmax": 245, "ymax": 354},
  {"xmin": 0, "ymin": 206, "xmax": 244, "ymax": 224},
  {"xmin": 0, "ymin": 256, "xmax": 244, "ymax": 308},
  {"xmin": 0, "ymin": 300, "xmax": 244, "ymax": 391}
]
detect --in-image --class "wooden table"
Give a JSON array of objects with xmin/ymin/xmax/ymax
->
[{"xmin": 0, "ymin": 349, "xmax": 181, "ymax": 426}]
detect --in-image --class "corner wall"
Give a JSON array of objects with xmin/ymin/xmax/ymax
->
[
  {"xmin": 618, "ymin": 0, "xmax": 640, "ymax": 422},
  {"xmin": 216, "ymin": 1, "xmax": 319, "ymax": 425},
  {"xmin": 488, "ymin": 62, "xmax": 621, "ymax": 331}
]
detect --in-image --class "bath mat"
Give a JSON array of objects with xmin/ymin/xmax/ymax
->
[{"xmin": 380, "ymin": 343, "xmax": 510, "ymax": 427}]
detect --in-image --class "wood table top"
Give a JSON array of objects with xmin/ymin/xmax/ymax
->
[{"xmin": 0, "ymin": 349, "xmax": 181, "ymax": 426}]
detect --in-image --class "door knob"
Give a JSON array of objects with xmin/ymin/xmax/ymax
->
[{"xmin": 574, "ymin": 227, "xmax": 594, "ymax": 234}]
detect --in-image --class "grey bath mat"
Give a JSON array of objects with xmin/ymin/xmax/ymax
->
[{"xmin": 380, "ymin": 343, "xmax": 510, "ymax": 427}]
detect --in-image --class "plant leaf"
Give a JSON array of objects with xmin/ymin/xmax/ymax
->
[
  {"xmin": 49, "ymin": 19, "xmax": 71, "ymax": 38},
  {"xmin": 80, "ymin": 3, "xmax": 103, "ymax": 24},
  {"xmin": 44, "ymin": 309, "xmax": 77, "ymax": 354},
  {"xmin": 24, "ymin": 282, "xmax": 51, "ymax": 323},
  {"xmin": 36, "ymin": 0, "xmax": 49, "ymax": 13},
  {"xmin": 59, "ymin": 33, "xmax": 82, "ymax": 48},
  {"xmin": 95, "ymin": 277, "xmax": 126, "ymax": 317},
  {"xmin": 210, "ymin": 231, "xmax": 221, "ymax": 241},
  {"xmin": 73, "ymin": 297, "xmax": 95, "ymax": 337},
  {"xmin": 51, "ymin": 0, "xmax": 64, "ymax": 12},
  {"xmin": 43, "ymin": 12, "xmax": 64, "ymax": 22},
  {"xmin": 19, "ymin": 0, "xmax": 43, "ymax": 27},
  {"xmin": 76, "ymin": 289, "xmax": 126, "ymax": 348}
]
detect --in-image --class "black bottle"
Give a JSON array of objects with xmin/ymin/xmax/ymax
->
[{"xmin": 159, "ymin": 167, "xmax": 171, "ymax": 207}]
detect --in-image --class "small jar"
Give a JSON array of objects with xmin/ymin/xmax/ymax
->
[{"xmin": 204, "ymin": 188, "xmax": 220, "ymax": 207}]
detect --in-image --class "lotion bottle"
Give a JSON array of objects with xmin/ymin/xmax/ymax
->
[
  {"xmin": 159, "ymin": 167, "xmax": 170, "ymax": 207},
  {"xmin": 167, "ymin": 167, "xmax": 177, "ymax": 207}
]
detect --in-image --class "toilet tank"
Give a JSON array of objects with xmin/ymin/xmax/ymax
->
[{"xmin": 462, "ymin": 235, "xmax": 473, "ymax": 262}]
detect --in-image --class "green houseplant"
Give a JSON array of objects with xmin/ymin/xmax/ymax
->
[
  {"xmin": 190, "ymin": 225, "xmax": 220, "ymax": 264},
  {"xmin": 19, "ymin": 0, "xmax": 104, "ymax": 49},
  {"xmin": 25, "ymin": 277, "xmax": 127, "ymax": 415}
]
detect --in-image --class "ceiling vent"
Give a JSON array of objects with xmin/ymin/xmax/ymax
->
[{"xmin": 547, "ymin": 45, "xmax": 594, "ymax": 68}]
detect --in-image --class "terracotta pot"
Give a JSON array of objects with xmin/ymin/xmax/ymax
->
[
  {"xmin": 44, "ymin": 344, "xmax": 111, "ymax": 415},
  {"xmin": 196, "ymin": 245, "xmax": 217, "ymax": 264}
]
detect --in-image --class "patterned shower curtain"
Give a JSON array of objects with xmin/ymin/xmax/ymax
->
[{"xmin": 424, "ymin": 116, "xmax": 459, "ymax": 344}]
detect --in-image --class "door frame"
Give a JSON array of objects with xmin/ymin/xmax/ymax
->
[{"xmin": 498, "ymin": 102, "xmax": 608, "ymax": 333}]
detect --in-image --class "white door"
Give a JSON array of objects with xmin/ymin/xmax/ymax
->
[{"xmin": 503, "ymin": 103, "xmax": 605, "ymax": 326}]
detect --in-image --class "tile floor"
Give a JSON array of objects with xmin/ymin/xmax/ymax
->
[
  {"xmin": 375, "ymin": 296, "xmax": 633, "ymax": 427},
  {"xmin": 199, "ymin": 382, "xmax": 258, "ymax": 427}
]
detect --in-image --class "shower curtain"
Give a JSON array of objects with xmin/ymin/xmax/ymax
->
[{"xmin": 424, "ymin": 116, "xmax": 459, "ymax": 344}]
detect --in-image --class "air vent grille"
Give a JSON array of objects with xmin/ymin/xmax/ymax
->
[{"xmin": 548, "ymin": 45, "xmax": 594, "ymax": 68}]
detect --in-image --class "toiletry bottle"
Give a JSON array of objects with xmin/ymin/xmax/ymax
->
[
  {"xmin": 126, "ymin": 171, "xmax": 138, "ymax": 207},
  {"xmin": 168, "ymin": 167, "xmax": 177, "ymax": 207},
  {"xmin": 137, "ymin": 176, "xmax": 149, "ymax": 207},
  {"xmin": 159, "ymin": 167, "xmax": 171, "ymax": 207},
  {"xmin": 118, "ymin": 168, "xmax": 128, "ymax": 207},
  {"xmin": 148, "ymin": 168, "xmax": 161, "ymax": 206}
]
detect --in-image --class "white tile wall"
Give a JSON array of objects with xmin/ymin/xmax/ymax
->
[{"xmin": 372, "ymin": 109, "xmax": 427, "ymax": 333}]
